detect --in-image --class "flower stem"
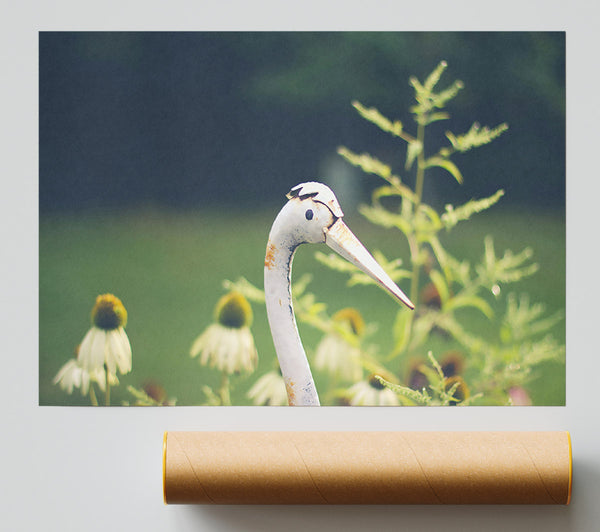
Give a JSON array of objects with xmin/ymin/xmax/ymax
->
[
  {"xmin": 105, "ymin": 369, "xmax": 111, "ymax": 406},
  {"xmin": 89, "ymin": 384, "xmax": 98, "ymax": 406},
  {"xmin": 219, "ymin": 372, "xmax": 231, "ymax": 406}
]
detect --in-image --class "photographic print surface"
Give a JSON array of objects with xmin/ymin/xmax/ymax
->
[{"xmin": 39, "ymin": 32, "xmax": 565, "ymax": 406}]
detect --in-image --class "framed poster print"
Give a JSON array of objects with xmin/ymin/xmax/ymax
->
[{"xmin": 40, "ymin": 32, "xmax": 566, "ymax": 408}]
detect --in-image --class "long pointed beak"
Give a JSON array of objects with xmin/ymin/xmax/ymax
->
[{"xmin": 324, "ymin": 219, "xmax": 415, "ymax": 310}]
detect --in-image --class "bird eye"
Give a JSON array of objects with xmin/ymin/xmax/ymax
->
[{"xmin": 305, "ymin": 209, "xmax": 314, "ymax": 221}]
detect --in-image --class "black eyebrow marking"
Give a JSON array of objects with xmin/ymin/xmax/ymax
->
[
  {"xmin": 286, "ymin": 184, "xmax": 318, "ymax": 201},
  {"xmin": 299, "ymin": 192, "xmax": 318, "ymax": 200}
]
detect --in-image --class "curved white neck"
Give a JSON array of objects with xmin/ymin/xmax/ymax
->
[{"xmin": 264, "ymin": 215, "xmax": 320, "ymax": 406}]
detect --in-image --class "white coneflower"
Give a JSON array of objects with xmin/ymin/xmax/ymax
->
[
  {"xmin": 53, "ymin": 358, "xmax": 91, "ymax": 395},
  {"xmin": 247, "ymin": 369, "xmax": 288, "ymax": 406},
  {"xmin": 346, "ymin": 374, "xmax": 400, "ymax": 406},
  {"xmin": 314, "ymin": 308, "xmax": 365, "ymax": 382},
  {"xmin": 78, "ymin": 294, "xmax": 132, "ymax": 377},
  {"xmin": 190, "ymin": 291, "xmax": 258, "ymax": 375},
  {"xmin": 54, "ymin": 342, "xmax": 121, "ymax": 404}
]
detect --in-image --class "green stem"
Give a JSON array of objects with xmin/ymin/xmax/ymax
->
[
  {"xmin": 390, "ymin": 121, "xmax": 426, "ymax": 361},
  {"xmin": 105, "ymin": 368, "xmax": 111, "ymax": 406},
  {"xmin": 414, "ymin": 122, "xmax": 426, "ymax": 205},
  {"xmin": 409, "ymin": 120, "xmax": 427, "ymax": 307},
  {"xmin": 219, "ymin": 373, "xmax": 231, "ymax": 406},
  {"xmin": 89, "ymin": 384, "xmax": 98, "ymax": 406}
]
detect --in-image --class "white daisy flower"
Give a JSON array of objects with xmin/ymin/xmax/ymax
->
[
  {"xmin": 77, "ymin": 294, "xmax": 132, "ymax": 377},
  {"xmin": 314, "ymin": 308, "xmax": 365, "ymax": 382},
  {"xmin": 346, "ymin": 374, "xmax": 400, "ymax": 406},
  {"xmin": 247, "ymin": 370, "xmax": 288, "ymax": 406},
  {"xmin": 53, "ymin": 358, "xmax": 91, "ymax": 395},
  {"xmin": 190, "ymin": 292, "xmax": 258, "ymax": 375},
  {"xmin": 53, "ymin": 353, "xmax": 119, "ymax": 397}
]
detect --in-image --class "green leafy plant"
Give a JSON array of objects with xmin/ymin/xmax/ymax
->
[
  {"xmin": 317, "ymin": 61, "xmax": 564, "ymax": 405},
  {"xmin": 235, "ymin": 60, "xmax": 564, "ymax": 406}
]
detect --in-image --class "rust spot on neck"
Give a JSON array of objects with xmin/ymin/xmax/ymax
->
[
  {"xmin": 265, "ymin": 240, "xmax": 277, "ymax": 270},
  {"xmin": 284, "ymin": 379, "xmax": 296, "ymax": 405}
]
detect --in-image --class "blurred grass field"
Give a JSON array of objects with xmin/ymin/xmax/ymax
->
[{"xmin": 39, "ymin": 206, "xmax": 565, "ymax": 406}]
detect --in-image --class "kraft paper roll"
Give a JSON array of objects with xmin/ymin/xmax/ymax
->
[{"xmin": 163, "ymin": 431, "xmax": 572, "ymax": 505}]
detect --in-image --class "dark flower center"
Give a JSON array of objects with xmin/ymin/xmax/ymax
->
[
  {"xmin": 216, "ymin": 292, "xmax": 253, "ymax": 329},
  {"xmin": 91, "ymin": 294, "xmax": 127, "ymax": 330}
]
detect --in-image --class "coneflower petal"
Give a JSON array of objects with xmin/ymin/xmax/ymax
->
[{"xmin": 90, "ymin": 328, "xmax": 107, "ymax": 372}]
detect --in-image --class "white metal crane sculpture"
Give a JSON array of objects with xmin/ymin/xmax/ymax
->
[{"xmin": 264, "ymin": 182, "xmax": 414, "ymax": 406}]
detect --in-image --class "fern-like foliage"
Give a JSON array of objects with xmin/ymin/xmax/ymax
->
[
  {"xmin": 445, "ymin": 122, "xmax": 509, "ymax": 154},
  {"xmin": 442, "ymin": 190, "xmax": 505, "ymax": 230},
  {"xmin": 309, "ymin": 61, "xmax": 564, "ymax": 405},
  {"xmin": 376, "ymin": 352, "xmax": 481, "ymax": 406},
  {"xmin": 351, "ymin": 101, "xmax": 407, "ymax": 139},
  {"xmin": 223, "ymin": 61, "xmax": 563, "ymax": 407}
]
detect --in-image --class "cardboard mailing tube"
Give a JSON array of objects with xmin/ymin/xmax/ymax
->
[{"xmin": 163, "ymin": 431, "xmax": 572, "ymax": 505}]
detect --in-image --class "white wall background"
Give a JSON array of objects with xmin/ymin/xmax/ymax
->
[{"xmin": 3, "ymin": 2, "xmax": 599, "ymax": 530}]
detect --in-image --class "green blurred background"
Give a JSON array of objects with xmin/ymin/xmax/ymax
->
[{"xmin": 39, "ymin": 32, "xmax": 565, "ymax": 406}]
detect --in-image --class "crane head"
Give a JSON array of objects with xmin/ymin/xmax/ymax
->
[{"xmin": 273, "ymin": 182, "xmax": 414, "ymax": 310}]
